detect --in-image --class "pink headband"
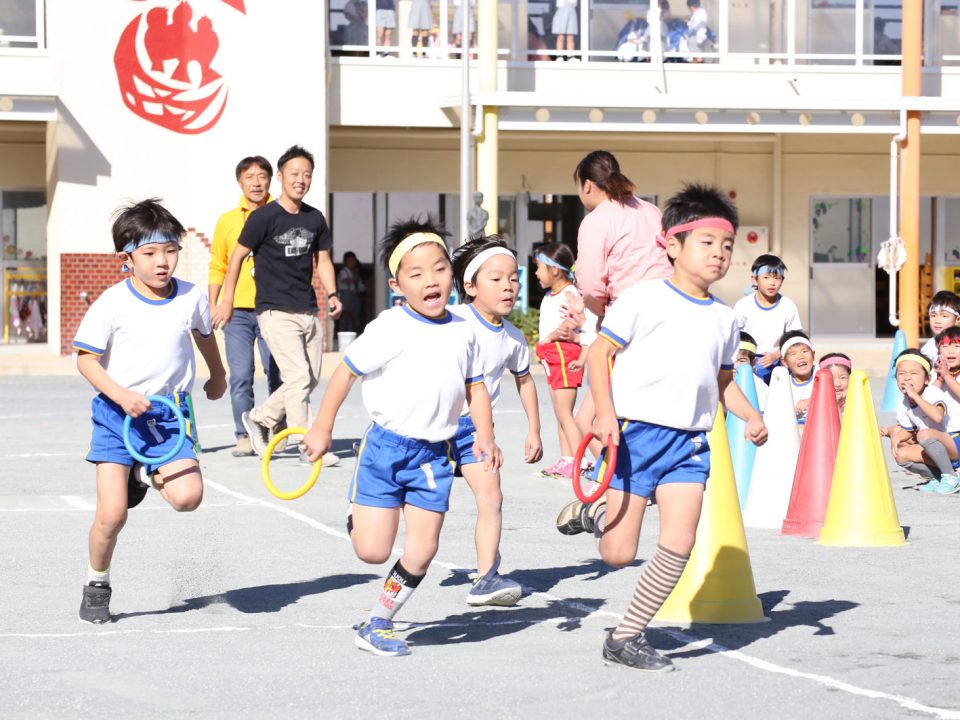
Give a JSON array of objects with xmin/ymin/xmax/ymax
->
[
  {"xmin": 657, "ymin": 217, "xmax": 736, "ymax": 248},
  {"xmin": 820, "ymin": 356, "xmax": 852, "ymax": 371}
]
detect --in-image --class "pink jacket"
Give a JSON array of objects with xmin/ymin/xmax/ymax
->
[{"xmin": 575, "ymin": 196, "xmax": 672, "ymax": 316}]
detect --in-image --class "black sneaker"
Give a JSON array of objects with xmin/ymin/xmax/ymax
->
[
  {"xmin": 78, "ymin": 582, "xmax": 113, "ymax": 624},
  {"xmin": 241, "ymin": 411, "xmax": 269, "ymax": 456},
  {"xmin": 127, "ymin": 464, "xmax": 149, "ymax": 509},
  {"xmin": 602, "ymin": 631, "xmax": 675, "ymax": 672}
]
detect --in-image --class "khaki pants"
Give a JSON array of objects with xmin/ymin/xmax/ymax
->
[{"xmin": 252, "ymin": 310, "xmax": 323, "ymax": 431}]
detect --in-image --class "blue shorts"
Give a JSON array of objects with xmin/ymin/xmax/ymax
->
[
  {"xmin": 348, "ymin": 423, "xmax": 455, "ymax": 513},
  {"xmin": 451, "ymin": 415, "xmax": 479, "ymax": 476},
  {"xmin": 754, "ymin": 359, "xmax": 780, "ymax": 385},
  {"xmin": 85, "ymin": 392, "xmax": 198, "ymax": 475},
  {"xmin": 951, "ymin": 432, "xmax": 960, "ymax": 469},
  {"xmin": 594, "ymin": 420, "xmax": 710, "ymax": 498}
]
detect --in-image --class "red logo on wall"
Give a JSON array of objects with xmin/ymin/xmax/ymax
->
[{"xmin": 114, "ymin": 1, "xmax": 245, "ymax": 134}]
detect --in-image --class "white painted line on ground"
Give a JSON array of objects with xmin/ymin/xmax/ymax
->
[
  {"xmin": 0, "ymin": 501, "xmax": 253, "ymax": 513},
  {"xmin": 204, "ymin": 477, "xmax": 960, "ymax": 720},
  {"xmin": 0, "ymin": 626, "xmax": 251, "ymax": 639},
  {"xmin": 8, "ymin": 452, "xmax": 78, "ymax": 459},
  {"xmin": 61, "ymin": 495, "xmax": 95, "ymax": 511}
]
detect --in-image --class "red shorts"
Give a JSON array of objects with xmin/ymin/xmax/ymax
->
[{"xmin": 536, "ymin": 341, "xmax": 584, "ymax": 389}]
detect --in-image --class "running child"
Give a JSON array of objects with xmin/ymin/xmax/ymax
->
[
  {"xmin": 301, "ymin": 218, "xmax": 501, "ymax": 657},
  {"xmin": 735, "ymin": 331, "xmax": 767, "ymax": 411},
  {"xmin": 819, "ymin": 352, "xmax": 852, "ymax": 414},
  {"xmin": 534, "ymin": 242, "xmax": 586, "ymax": 479},
  {"xmin": 72, "ymin": 199, "xmax": 227, "ymax": 624},
  {"xmin": 557, "ymin": 184, "xmax": 767, "ymax": 671},
  {"xmin": 879, "ymin": 348, "xmax": 957, "ymax": 492},
  {"xmin": 733, "ymin": 254, "xmax": 802, "ymax": 384},
  {"xmin": 921, "ymin": 290, "xmax": 960, "ymax": 366},
  {"xmin": 779, "ymin": 330, "xmax": 816, "ymax": 424},
  {"xmin": 449, "ymin": 236, "xmax": 543, "ymax": 607}
]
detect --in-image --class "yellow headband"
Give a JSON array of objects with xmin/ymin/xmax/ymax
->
[
  {"xmin": 895, "ymin": 354, "xmax": 931, "ymax": 374},
  {"xmin": 388, "ymin": 232, "xmax": 447, "ymax": 277},
  {"xmin": 739, "ymin": 340, "xmax": 757, "ymax": 354}
]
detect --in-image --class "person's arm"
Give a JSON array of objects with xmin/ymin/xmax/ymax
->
[
  {"xmin": 208, "ymin": 214, "xmax": 230, "ymax": 321},
  {"xmin": 76, "ymin": 352, "xmax": 151, "ymax": 417},
  {"xmin": 193, "ymin": 331, "xmax": 227, "ymax": 401},
  {"xmin": 587, "ymin": 336, "xmax": 620, "ymax": 445},
  {"xmin": 215, "ymin": 242, "xmax": 249, "ymax": 329},
  {"xmin": 906, "ymin": 388, "xmax": 946, "ymax": 426},
  {"xmin": 720, "ymin": 369, "xmax": 768, "ymax": 446},
  {"xmin": 515, "ymin": 372, "xmax": 543, "ymax": 463},
  {"xmin": 315, "ymin": 250, "xmax": 343, "ymax": 320},
  {"xmin": 466, "ymin": 380, "xmax": 502, "ymax": 472},
  {"xmin": 302, "ymin": 363, "xmax": 358, "ymax": 461},
  {"xmin": 575, "ymin": 224, "xmax": 610, "ymax": 319}
]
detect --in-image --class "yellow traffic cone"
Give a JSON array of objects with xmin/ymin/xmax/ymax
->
[
  {"xmin": 818, "ymin": 370, "xmax": 907, "ymax": 547},
  {"xmin": 655, "ymin": 408, "xmax": 768, "ymax": 624}
]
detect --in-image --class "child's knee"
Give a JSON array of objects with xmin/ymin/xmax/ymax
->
[
  {"xmin": 352, "ymin": 538, "xmax": 393, "ymax": 565},
  {"xmin": 475, "ymin": 486, "xmax": 503, "ymax": 514},
  {"xmin": 93, "ymin": 508, "xmax": 127, "ymax": 538},
  {"xmin": 599, "ymin": 538, "xmax": 637, "ymax": 569},
  {"xmin": 166, "ymin": 484, "xmax": 203, "ymax": 512}
]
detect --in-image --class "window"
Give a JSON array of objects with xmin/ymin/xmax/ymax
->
[
  {"xmin": 811, "ymin": 198, "xmax": 872, "ymax": 263},
  {"xmin": 0, "ymin": 0, "xmax": 44, "ymax": 49}
]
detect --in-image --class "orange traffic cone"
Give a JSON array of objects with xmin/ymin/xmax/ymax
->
[
  {"xmin": 782, "ymin": 369, "xmax": 841, "ymax": 537},
  {"xmin": 655, "ymin": 408, "xmax": 767, "ymax": 624},
  {"xmin": 818, "ymin": 371, "xmax": 907, "ymax": 547}
]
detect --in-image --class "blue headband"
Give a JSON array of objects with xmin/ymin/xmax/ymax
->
[
  {"xmin": 122, "ymin": 231, "xmax": 180, "ymax": 255},
  {"xmin": 753, "ymin": 264, "xmax": 785, "ymax": 277},
  {"xmin": 536, "ymin": 252, "xmax": 574, "ymax": 279}
]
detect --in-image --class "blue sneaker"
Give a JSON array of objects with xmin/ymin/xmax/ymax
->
[
  {"xmin": 919, "ymin": 479, "xmax": 941, "ymax": 493},
  {"xmin": 355, "ymin": 617, "xmax": 410, "ymax": 657},
  {"xmin": 935, "ymin": 475, "xmax": 960, "ymax": 494},
  {"xmin": 466, "ymin": 553, "xmax": 522, "ymax": 606}
]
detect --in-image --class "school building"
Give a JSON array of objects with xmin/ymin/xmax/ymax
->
[{"xmin": 2, "ymin": 0, "xmax": 960, "ymax": 356}]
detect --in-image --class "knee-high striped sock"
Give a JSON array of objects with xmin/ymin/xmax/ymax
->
[
  {"xmin": 370, "ymin": 560, "xmax": 424, "ymax": 622},
  {"xmin": 612, "ymin": 544, "xmax": 689, "ymax": 642}
]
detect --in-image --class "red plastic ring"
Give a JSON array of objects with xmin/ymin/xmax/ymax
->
[{"xmin": 572, "ymin": 431, "xmax": 617, "ymax": 503}]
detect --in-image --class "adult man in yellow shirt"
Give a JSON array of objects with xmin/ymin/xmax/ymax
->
[{"xmin": 208, "ymin": 156, "xmax": 282, "ymax": 457}]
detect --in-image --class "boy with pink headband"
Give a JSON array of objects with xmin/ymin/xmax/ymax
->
[{"xmin": 920, "ymin": 290, "xmax": 960, "ymax": 366}]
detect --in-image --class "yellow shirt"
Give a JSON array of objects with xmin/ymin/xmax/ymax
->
[{"xmin": 208, "ymin": 194, "xmax": 272, "ymax": 309}]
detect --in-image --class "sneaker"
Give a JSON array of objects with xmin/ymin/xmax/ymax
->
[
  {"xmin": 602, "ymin": 631, "xmax": 675, "ymax": 672},
  {"xmin": 556, "ymin": 498, "xmax": 606, "ymax": 536},
  {"xmin": 78, "ymin": 582, "xmax": 112, "ymax": 624},
  {"xmin": 127, "ymin": 463, "xmax": 149, "ymax": 509},
  {"xmin": 539, "ymin": 459, "xmax": 564, "ymax": 478},
  {"xmin": 919, "ymin": 479, "xmax": 942, "ymax": 493},
  {"xmin": 553, "ymin": 458, "xmax": 575, "ymax": 480},
  {"xmin": 299, "ymin": 450, "xmax": 341, "ymax": 467},
  {"xmin": 935, "ymin": 474, "xmax": 960, "ymax": 494},
  {"xmin": 231, "ymin": 435, "xmax": 255, "ymax": 458},
  {"xmin": 241, "ymin": 412, "xmax": 269, "ymax": 456},
  {"xmin": 467, "ymin": 572, "xmax": 522, "ymax": 606},
  {"xmin": 354, "ymin": 617, "xmax": 410, "ymax": 657}
]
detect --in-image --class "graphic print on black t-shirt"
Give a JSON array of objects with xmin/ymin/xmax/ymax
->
[{"xmin": 238, "ymin": 200, "xmax": 332, "ymax": 313}]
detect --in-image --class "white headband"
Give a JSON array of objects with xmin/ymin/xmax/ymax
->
[
  {"xmin": 929, "ymin": 304, "xmax": 960, "ymax": 318},
  {"xmin": 463, "ymin": 247, "xmax": 516, "ymax": 285},
  {"xmin": 781, "ymin": 337, "xmax": 814, "ymax": 357}
]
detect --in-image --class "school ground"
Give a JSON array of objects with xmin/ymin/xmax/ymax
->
[{"xmin": 1, "ymin": 370, "xmax": 958, "ymax": 720}]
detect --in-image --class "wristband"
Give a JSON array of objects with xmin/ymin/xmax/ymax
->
[{"xmin": 327, "ymin": 291, "xmax": 339, "ymax": 300}]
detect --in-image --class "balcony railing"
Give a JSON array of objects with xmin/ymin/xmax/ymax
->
[
  {"xmin": 329, "ymin": 0, "xmax": 960, "ymax": 67},
  {"xmin": 0, "ymin": 0, "xmax": 45, "ymax": 50}
]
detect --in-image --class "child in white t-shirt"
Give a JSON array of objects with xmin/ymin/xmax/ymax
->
[
  {"xmin": 922, "ymin": 329, "xmax": 960, "ymax": 494},
  {"xmin": 734, "ymin": 254, "xmax": 802, "ymax": 385},
  {"xmin": 302, "ymin": 218, "xmax": 501, "ymax": 657},
  {"xmin": 778, "ymin": 330, "xmax": 816, "ymax": 425},
  {"xmin": 72, "ymin": 199, "xmax": 227, "ymax": 624},
  {"xmin": 734, "ymin": 331, "xmax": 768, "ymax": 411},
  {"xmin": 920, "ymin": 291, "xmax": 960, "ymax": 366}
]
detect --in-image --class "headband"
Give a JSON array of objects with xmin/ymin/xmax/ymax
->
[
  {"xmin": 739, "ymin": 340, "xmax": 757, "ymax": 354},
  {"xmin": 753, "ymin": 264, "xmax": 786, "ymax": 277},
  {"xmin": 535, "ymin": 252, "xmax": 574, "ymax": 279},
  {"xmin": 656, "ymin": 217, "xmax": 736, "ymax": 248},
  {"xmin": 122, "ymin": 231, "xmax": 180, "ymax": 255},
  {"xmin": 937, "ymin": 334, "xmax": 960, "ymax": 347},
  {"xmin": 819, "ymin": 356, "xmax": 852, "ymax": 371},
  {"xmin": 929, "ymin": 304, "xmax": 960, "ymax": 318},
  {"xmin": 781, "ymin": 337, "xmax": 813, "ymax": 357},
  {"xmin": 463, "ymin": 247, "xmax": 516, "ymax": 285},
  {"xmin": 388, "ymin": 232, "xmax": 447, "ymax": 277},
  {"xmin": 895, "ymin": 354, "xmax": 931, "ymax": 373}
]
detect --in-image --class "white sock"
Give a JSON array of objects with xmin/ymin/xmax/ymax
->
[{"xmin": 87, "ymin": 565, "xmax": 110, "ymax": 586}]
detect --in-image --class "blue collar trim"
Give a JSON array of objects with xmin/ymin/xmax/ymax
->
[
  {"xmin": 754, "ymin": 294, "xmax": 781, "ymax": 311},
  {"xmin": 664, "ymin": 279, "xmax": 714, "ymax": 306},
  {"xmin": 469, "ymin": 304, "xmax": 503, "ymax": 332},
  {"xmin": 403, "ymin": 303, "xmax": 451, "ymax": 325},
  {"xmin": 126, "ymin": 278, "xmax": 178, "ymax": 305}
]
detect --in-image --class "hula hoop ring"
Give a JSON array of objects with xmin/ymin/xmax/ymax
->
[
  {"xmin": 573, "ymin": 432, "xmax": 617, "ymax": 504},
  {"xmin": 122, "ymin": 395, "xmax": 187, "ymax": 466},
  {"xmin": 261, "ymin": 427, "xmax": 322, "ymax": 501}
]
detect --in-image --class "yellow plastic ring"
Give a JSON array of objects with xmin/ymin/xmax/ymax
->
[{"xmin": 261, "ymin": 427, "xmax": 322, "ymax": 500}]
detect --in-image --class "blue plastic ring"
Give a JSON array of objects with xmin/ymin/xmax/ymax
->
[{"xmin": 122, "ymin": 395, "xmax": 187, "ymax": 466}]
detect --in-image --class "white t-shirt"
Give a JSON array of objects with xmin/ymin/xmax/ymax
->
[
  {"xmin": 936, "ymin": 381, "xmax": 960, "ymax": 433},
  {"xmin": 733, "ymin": 293, "xmax": 802, "ymax": 355},
  {"xmin": 538, "ymin": 285, "xmax": 581, "ymax": 340},
  {"xmin": 897, "ymin": 385, "xmax": 948, "ymax": 432},
  {"xmin": 343, "ymin": 304, "xmax": 482, "ymax": 442},
  {"xmin": 920, "ymin": 337, "xmax": 938, "ymax": 366},
  {"xmin": 599, "ymin": 279, "xmax": 738, "ymax": 431},
  {"xmin": 450, "ymin": 304, "xmax": 530, "ymax": 415},
  {"xmin": 72, "ymin": 278, "xmax": 210, "ymax": 396},
  {"xmin": 581, "ymin": 307, "xmax": 601, "ymax": 347},
  {"xmin": 790, "ymin": 371, "xmax": 816, "ymax": 423}
]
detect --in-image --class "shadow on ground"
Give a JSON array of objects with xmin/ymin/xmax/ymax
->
[{"xmin": 439, "ymin": 558, "xmax": 642, "ymax": 594}]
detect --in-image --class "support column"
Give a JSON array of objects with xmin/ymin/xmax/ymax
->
[
  {"xmin": 476, "ymin": 0, "xmax": 499, "ymax": 236},
  {"xmin": 899, "ymin": 1, "xmax": 922, "ymax": 347}
]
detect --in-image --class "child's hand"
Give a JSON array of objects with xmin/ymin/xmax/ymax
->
[
  {"xmin": 120, "ymin": 390, "xmax": 151, "ymax": 418},
  {"xmin": 524, "ymin": 430, "xmax": 543, "ymax": 464},
  {"xmin": 302, "ymin": 426, "xmax": 331, "ymax": 463},
  {"xmin": 567, "ymin": 358, "xmax": 585, "ymax": 373},
  {"xmin": 901, "ymin": 384, "xmax": 920, "ymax": 403},
  {"xmin": 472, "ymin": 435, "xmax": 503, "ymax": 473},
  {"xmin": 879, "ymin": 425, "xmax": 891, "ymax": 437},
  {"xmin": 757, "ymin": 351, "xmax": 778, "ymax": 368},
  {"xmin": 595, "ymin": 410, "xmax": 620, "ymax": 448},
  {"xmin": 745, "ymin": 416, "xmax": 768, "ymax": 446},
  {"xmin": 203, "ymin": 373, "xmax": 227, "ymax": 401}
]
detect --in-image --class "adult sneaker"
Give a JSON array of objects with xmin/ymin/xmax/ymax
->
[
  {"xmin": 127, "ymin": 463, "xmax": 149, "ymax": 509},
  {"xmin": 241, "ymin": 411, "xmax": 269, "ymax": 456},
  {"xmin": 467, "ymin": 555, "xmax": 522, "ymax": 606},
  {"xmin": 935, "ymin": 474, "xmax": 960, "ymax": 494},
  {"xmin": 355, "ymin": 617, "xmax": 410, "ymax": 656},
  {"xmin": 919, "ymin": 478, "xmax": 941, "ymax": 493},
  {"xmin": 555, "ymin": 498, "xmax": 606, "ymax": 536},
  {"xmin": 231, "ymin": 435, "xmax": 255, "ymax": 457},
  {"xmin": 602, "ymin": 631, "xmax": 674, "ymax": 672},
  {"xmin": 78, "ymin": 582, "xmax": 112, "ymax": 624}
]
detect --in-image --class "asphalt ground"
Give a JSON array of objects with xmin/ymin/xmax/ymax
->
[{"xmin": 1, "ymin": 373, "xmax": 959, "ymax": 719}]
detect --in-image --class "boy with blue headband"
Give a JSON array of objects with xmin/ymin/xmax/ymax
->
[
  {"xmin": 733, "ymin": 253, "xmax": 802, "ymax": 384},
  {"xmin": 72, "ymin": 199, "xmax": 226, "ymax": 624}
]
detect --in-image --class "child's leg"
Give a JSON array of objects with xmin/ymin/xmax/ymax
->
[
  {"xmin": 462, "ymin": 464, "xmax": 502, "ymax": 575},
  {"xmin": 553, "ymin": 387, "xmax": 582, "ymax": 456},
  {"xmin": 350, "ymin": 504, "xmax": 401, "ymax": 564},
  {"xmin": 153, "ymin": 458, "xmax": 204, "ymax": 512},
  {"xmin": 916, "ymin": 428, "xmax": 959, "ymax": 476},
  {"xmin": 598, "ymin": 488, "xmax": 647, "ymax": 568},
  {"xmin": 88, "ymin": 463, "xmax": 130, "ymax": 579}
]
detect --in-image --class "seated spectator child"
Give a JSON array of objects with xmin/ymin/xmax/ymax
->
[
  {"xmin": 819, "ymin": 352, "xmax": 852, "ymax": 415},
  {"xmin": 778, "ymin": 330, "xmax": 816, "ymax": 424},
  {"xmin": 925, "ymin": 327, "xmax": 960, "ymax": 494},
  {"xmin": 921, "ymin": 290, "xmax": 960, "ymax": 366},
  {"xmin": 880, "ymin": 348, "xmax": 958, "ymax": 493},
  {"xmin": 735, "ymin": 331, "xmax": 767, "ymax": 411}
]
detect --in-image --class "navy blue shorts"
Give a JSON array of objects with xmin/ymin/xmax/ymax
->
[
  {"xmin": 86, "ymin": 392, "xmax": 198, "ymax": 474},
  {"xmin": 594, "ymin": 420, "xmax": 710, "ymax": 498},
  {"xmin": 348, "ymin": 423, "xmax": 455, "ymax": 513}
]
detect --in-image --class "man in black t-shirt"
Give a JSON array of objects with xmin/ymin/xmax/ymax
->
[{"xmin": 216, "ymin": 145, "xmax": 342, "ymax": 460}]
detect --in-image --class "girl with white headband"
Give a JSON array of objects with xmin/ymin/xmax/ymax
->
[
  {"xmin": 778, "ymin": 330, "xmax": 817, "ymax": 425},
  {"xmin": 448, "ymin": 236, "xmax": 544, "ymax": 607},
  {"xmin": 920, "ymin": 290, "xmax": 960, "ymax": 366}
]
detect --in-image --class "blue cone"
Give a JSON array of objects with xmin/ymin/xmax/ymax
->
[
  {"xmin": 727, "ymin": 363, "xmax": 761, "ymax": 509},
  {"xmin": 880, "ymin": 329, "xmax": 907, "ymax": 412}
]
